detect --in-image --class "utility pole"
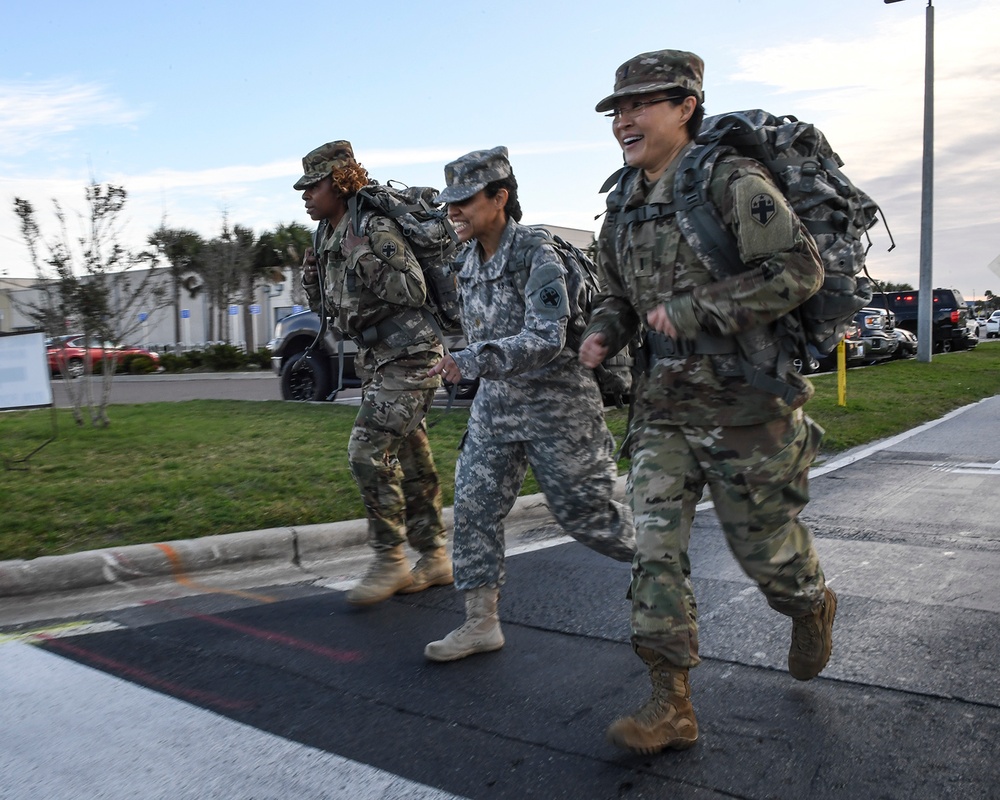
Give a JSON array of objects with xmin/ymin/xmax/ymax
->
[{"xmin": 886, "ymin": 0, "xmax": 934, "ymax": 361}]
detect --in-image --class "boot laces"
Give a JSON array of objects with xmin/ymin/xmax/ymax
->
[{"xmin": 792, "ymin": 608, "xmax": 822, "ymax": 655}]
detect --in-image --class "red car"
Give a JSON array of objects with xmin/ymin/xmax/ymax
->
[{"xmin": 47, "ymin": 335, "xmax": 160, "ymax": 378}]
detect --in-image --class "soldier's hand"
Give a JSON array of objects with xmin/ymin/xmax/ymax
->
[
  {"xmin": 302, "ymin": 248, "xmax": 318, "ymax": 284},
  {"xmin": 428, "ymin": 354, "xmax": 462, "ymax": 383},
  {"xmin": 646, "ymin": 304, "xmax": 677, "ymax": 339},
  {"xmin": 579, "ymin": 333, "xmax": 609, "ymax": 369}
]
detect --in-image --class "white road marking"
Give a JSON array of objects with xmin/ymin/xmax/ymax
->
[{"xmin": 0, "ymin": 640, "xmax": 468, "ymax": 800}]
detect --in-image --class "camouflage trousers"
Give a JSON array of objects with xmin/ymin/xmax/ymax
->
[
  {"xmin": 347, "ymin": 372, "xmax": 446, "ymax": 554},
  {"xmin": 627, "ymin": 407, "xmax": 827, "ymax": 668},
  {"xmin": 452, "ymin": 413, "xmax": 635, "ymax": 591}
]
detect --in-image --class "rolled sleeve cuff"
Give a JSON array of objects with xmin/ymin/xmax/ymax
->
[
  {"xmin": 666, "ymin": 293, "xmax": 700, "ymax": 339},
  {"xmin": 451, "ymin": 348, "xmax": 481, "ymax": 381}
]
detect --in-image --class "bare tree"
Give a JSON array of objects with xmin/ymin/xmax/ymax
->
[{"xmin": 12, "ymin": 183, "xmax": 166, "ymax": 427}]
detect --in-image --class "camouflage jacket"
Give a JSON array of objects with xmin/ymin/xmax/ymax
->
[
  {"xmin": 303, "ymin": 212, "xmax": 442, "ymax": 387},
  {"xmin": 585, "ymin": 142, "xmax": 823, "ymax": 427},
  {"xmin": 451, "ymin": 219, "xmax": 603, "ymax": 441}
]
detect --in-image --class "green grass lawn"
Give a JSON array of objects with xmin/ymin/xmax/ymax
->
[{"xmin": 2, "ymin": 343, "xmax": 999, "ymax": 561}]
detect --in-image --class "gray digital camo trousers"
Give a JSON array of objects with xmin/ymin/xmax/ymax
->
[
  {"xmin": 347, "ymin": 366, "xmax": 446, "ymax": 554},
  {"xmin": 451, "ymin": 412, "xmax": 636, "ymax": 591},
  {"xmin": 627, "ymin": 407, "xmax": 828, "ymax": 668}
]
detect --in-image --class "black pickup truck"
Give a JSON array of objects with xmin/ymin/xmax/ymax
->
[
  {"xmin": 267, "ymin": 309, "xmax": 475, "ymax": 401},
  {"xmin": 869, "ymin": 289, "xmax": 973, "ymax": 353}
]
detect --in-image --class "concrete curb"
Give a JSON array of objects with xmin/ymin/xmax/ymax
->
[{"xmin": 0, "ymin": 482, "xmax": 603, "ymax": 599}]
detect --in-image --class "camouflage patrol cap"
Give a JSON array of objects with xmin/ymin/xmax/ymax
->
[
  {"xmin": 595, "ymin": 49, "xmax": 704, "ymax": 113},
  {"xmin": 293, "ymin": 140, "xmax": 357, "ymax": 190},
  {"xmin": 435, "ymin": 146, "xmax": 512, "ymax": 204}
]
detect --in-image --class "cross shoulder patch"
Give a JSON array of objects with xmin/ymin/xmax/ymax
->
[{"xmin": 750, "ymin": 193, "xmax": 776, "ymax": 226}]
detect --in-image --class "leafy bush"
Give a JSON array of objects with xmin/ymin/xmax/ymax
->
[
  {"xmin": 159, "ymin": 352, "xmax": 188, "ymax": 372},
  {"xmin": 122, "ymin": 355, "xmax": 157, "ymax": 375},
  {"xmin": 203, "ymin": 343, "xmax": 245, "ymax": 371},
  {"xmin": 245, "ymin": 347, "xmax": 273, "ymax": 370}
]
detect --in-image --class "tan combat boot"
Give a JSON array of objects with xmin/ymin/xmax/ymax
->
[
  {"xmin": 606, "ymin": 647, "xmax": 699, "ymax": 754},
  {"xmin": 788, "ymin": 586, "xmax": 838, "ymax": 680},
  {"xmin": 346, "ymin": 546, "xmax": 413, "ymax": 606},
  {"xmin": 424, "ymin": 587, "xmax": 504, "ymax": 662},
  {"xmin": 398, "ymin": 547, "xmax": 454, "ymax": 594}
]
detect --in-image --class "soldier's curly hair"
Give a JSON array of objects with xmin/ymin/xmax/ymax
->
[
  {"xmin": 484, "ymin": 176, "xmax": 522, "ymax": 222},
  {"xmin": 330, "ymin": 163, "xmax": 370, "ymax": 197}
]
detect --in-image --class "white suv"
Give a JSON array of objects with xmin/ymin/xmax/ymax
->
[{"xmin": 986, "ymin": 311, "xmax": 1000, "ymax": 339}]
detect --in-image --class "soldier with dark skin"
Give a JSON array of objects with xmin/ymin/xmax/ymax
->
[
  {"xmin": 581, "ymin": 51, "xmax": 837, "ymax": 754},
  {"xmin": 296, "ymin": 141, "xmax": 452, "ymax": 606}
]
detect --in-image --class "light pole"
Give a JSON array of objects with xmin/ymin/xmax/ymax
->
[{"xmin": 886, "ymin": 0, "xmax": 934, "ymax": 361}]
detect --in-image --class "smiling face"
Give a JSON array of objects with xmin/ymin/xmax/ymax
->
[
  {"xmin": 446, "ymin": 187, "xmax": 508, "ymax": 245},
  {"xmin": 301, "ymin": 176, "xmax": 347, "ymax": 224},
  {"xmin": 612, "ymin": 93, "xmax": 697, "ymax": 183}
]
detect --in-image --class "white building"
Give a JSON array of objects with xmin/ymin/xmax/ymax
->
[{"xmin": 0, "ymin": 225, "xmax": 595, "ymax": 352}]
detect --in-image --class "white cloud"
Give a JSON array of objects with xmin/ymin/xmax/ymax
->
[
  {"xmin": 726, "ymin": 1, "xmax": 1000, "ymax": 291},
  {"xmin": 0, "ymin": 79, "xmax": 142, "ymax": 158}
]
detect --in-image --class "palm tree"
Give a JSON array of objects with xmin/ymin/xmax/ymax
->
[
  {"xmin": 268, "ymin": 222, "xmax": 313, "ymax": 306},
  {"xmin": 148, "ymin": 225, "xmax": 204, "ymax": 348}
]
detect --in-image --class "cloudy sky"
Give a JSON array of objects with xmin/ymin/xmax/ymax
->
[{"xmin": 2, "ymin": 0, "xmax": 998, "ymax": 302}]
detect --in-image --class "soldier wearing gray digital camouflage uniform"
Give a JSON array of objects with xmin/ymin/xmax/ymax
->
[
  {"xmin": 295, "ymin": 140, "xmax": 451, "ymax": 606},
  {"xmin": 423, "ymin": 146, "xmax": 636, "ymax": 663},
  {"xmin": 580, "ymin": 51, "xmax": 837, "ymax": 754}
]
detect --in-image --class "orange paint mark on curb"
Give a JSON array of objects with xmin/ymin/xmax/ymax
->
[{"xmin": 154, "ymin": 542, "xmax": 278, "ymax": 604}]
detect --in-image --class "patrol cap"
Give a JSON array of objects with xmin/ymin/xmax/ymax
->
[
  {"xmin": 595, "ymin": 49, "xmax": 704, "ymax": 113},
  {"xmin": 293, "ymin": 140, "xmax": 357, "ymax": 190},
  {"xmin": 435, "ymin": 146, "xmax": 512, "ymax": 204}
]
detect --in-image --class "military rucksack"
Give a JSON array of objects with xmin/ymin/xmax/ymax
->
[
  {"xmin": 511, "ymin": 226, "xmax": 632, "ymax": 406},
  {"xmin": 603, "ymin": 109, "xmax": 891, "ymax": 390},
  {"xmin": 348, "ymin": 181, "xmax": 463, "ymax": 340}
]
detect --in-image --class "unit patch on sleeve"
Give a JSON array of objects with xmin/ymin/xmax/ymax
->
[
  {"xmin": 380, "ymin": 240, "xmax": 398, "ymax": 260},
  {"xmin": 750, "ymin": 193, "xmax": 776, "ymax": 226}
]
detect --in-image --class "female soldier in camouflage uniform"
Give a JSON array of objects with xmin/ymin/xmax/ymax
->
[
  {"xmin": 295, "ymin": 140, "xmax": 451, "ymax": 606},
  {"xmin": 423, "ymin": 147, "xmax": 635, "ymax": 663},
  {"xmin": 581, "ymin": 51, "xmax": 837, "ymax": 755}
]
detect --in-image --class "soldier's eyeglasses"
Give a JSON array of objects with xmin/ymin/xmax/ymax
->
[{"xmin": 605, "ymin": 96, "xmax": 679, "ymax": 120}]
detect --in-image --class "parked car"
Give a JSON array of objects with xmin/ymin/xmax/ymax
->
[
  {"xmin": 892, "ymin": 327, "xmax": 918, "ymax": 360},
  {"xmin": 268, "ymin": 310, "xmax": 476, "ymax": 402},
  {"xmin": 870, "ymin": 288, "xmax": 971, "ymax": 353},
  {"xmin": 810, "ymin": 321, "xmax": 866, "ymax": 372},
  {"xmin": 964, "ymin": 318, "xmax": 980, "ymax": 349},
  {"xmin": 268, "ymin": 309, "xmax": 633, "ymax": 406},
  {"xmin": 854, "ymin": 307, "xmax": 898, "ymax": 362},
  {"xmin": 986, "ymin": 310, "xmax": 1000, "ymax": 339},
  {"xmin": 46, "ymin": 335, "xmax": 160, "ymax": 378}
]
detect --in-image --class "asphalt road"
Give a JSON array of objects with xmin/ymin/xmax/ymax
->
[
  {"xmin": 49, "ymin": 371, "xmax": 286, "ymax": 407},
  {"xmin": 3, "ymin": 397, "xmax": 999, "ymax": 798}
]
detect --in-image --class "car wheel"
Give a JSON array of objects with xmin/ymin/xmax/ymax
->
[
  {"xmin": 940, "ymin": 339, "xmax": 953, "ymax": 353},
  {"xmin": 65, "ymin": 357, "xmax": 85, "ymax": 379},
  {"xmin": 280, "ymin": 351, "xmax": 333, "ymax": 401}
]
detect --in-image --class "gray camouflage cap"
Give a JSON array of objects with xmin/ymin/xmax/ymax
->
[
  {"xmin": 595, "ymin": 49, "xmax": 704, "ymax": 113},
  {"xmin": 435, "ymin": 146, "xmax": 512, "ymax": 204},
  {"xmin": 293, "ymin": 140, "xmax": 357, "ymax": 190}
]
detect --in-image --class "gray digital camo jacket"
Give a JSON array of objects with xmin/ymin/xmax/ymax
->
[{"xmin": 451, "ymin": 218, "xmax": 605, "ymax": 442}]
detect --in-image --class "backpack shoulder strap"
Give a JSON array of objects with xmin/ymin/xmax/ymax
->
[
  {"xmin": 672, "ymin": 143, "xmax": 745, "ymax": 279},
  {"xmin": 511, "ymin": 226, "xmax": 551, "ymax": 276}
]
